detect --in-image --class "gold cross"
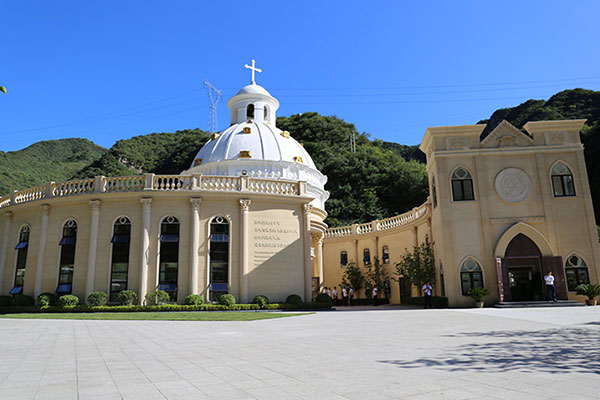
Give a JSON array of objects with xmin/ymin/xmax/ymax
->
[{"xmin": 244, "ymin": 59, "xmax": 262, "ymax": 84}]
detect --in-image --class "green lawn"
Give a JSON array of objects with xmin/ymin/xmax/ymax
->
[{"xmin": 0, "ymin": 311, "xmax": 313, "ymax": 321}]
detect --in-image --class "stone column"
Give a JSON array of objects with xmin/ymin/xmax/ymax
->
[
  {"xmin": 316, "ymin": 233, "xmax": 324, "ymax": 290},
  {"xmin": 303, "ymin": 204, "xmax": 313, "ymax": 301},
  {"xmin": 85, "ymin": 200, "xmax": 101, "ymax": 300},
  {"xmin": 140, "ymin": 198, "xmax": 152, "ymax": 305},
  {"xmin": 34, "ymin": 204, "xmax": 50, "ymax": 298},
  {"xmin": 189, "ymin": 198, "xmax": 202, "ymax": 295},
  {"xmin": 239, "ymin": 199, "xmax": 251, "ymax": 304},
  {"xmin": 0, "ymin": 211, "xmax": 14, "ymax": 294}
]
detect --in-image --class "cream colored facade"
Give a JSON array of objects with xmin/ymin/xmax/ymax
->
[{"xmin": 321, "ymin": 119, "xmax": 600, "ymax": 307}]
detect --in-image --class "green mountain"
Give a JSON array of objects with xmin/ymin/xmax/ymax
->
[{"xmin": 0, "ymin": 139, "xmax": 106, "ymax": 195}]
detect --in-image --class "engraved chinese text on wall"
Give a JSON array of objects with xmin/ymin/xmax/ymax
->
[{"xmin": 253, "ymin": 219, "xmax": 299, "ymax": 267}]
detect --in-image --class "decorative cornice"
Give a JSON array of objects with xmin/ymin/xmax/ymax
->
[
  {"xmin": 303, "ymin": 203, "xmax": 313, "ymax": 215},
  {"xmin": 40, "ymin": 204, "xmax": 50, "ymax": 216},
  {"xmin": 239, "ymin": 199, "xmax": 251, "ymax": 211}
]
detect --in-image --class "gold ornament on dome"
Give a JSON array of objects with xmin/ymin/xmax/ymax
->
[
  {"xmin": 243, "ymin": 127, "xmax": 251, "ymax": 134},
  {"xmin": 281, "ymin": 131, "xmax": 291, "ymax": 138},
  {"xmin": 293, "ymin": 156, "xmax": 303, "ymax": 164},
  {"xmin": 194, "ymin": 158, "xmax": 202, "ymax": 166},
  {"xmin": 211, "ymin": 133, "xmax": 219, "ymax": 140},
  {"xmin": 239, "ymin": 150, "xmax": 251, "ymax": 159}
]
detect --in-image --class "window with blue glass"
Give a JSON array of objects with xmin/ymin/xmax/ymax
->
[
  {"xmin": 159, "ymin": 216, "xmax": 179, "ymax": 301},
  {"xmin": 110, "ymin": 217, "xmax": 131, "ymax": 303},
  {"xmin": 209, "ymin": 216, "xmax": 229, "ymax": 301},
  {"xmin": 363, "ymin": 248, "xmax": 371, "ymax": 266},
  {"xmin": 382, "ymin": 246, "xmax": 390, "ymax": 264},
  {"xmin": 12, "ymin": 225, "xmax": 30, "ymax": 294},
  {"xmin": 57, "ymin": 219, "xmax": 77, "ymax": 295},
  {"xmin": 340, "ymin": 251, "xmax": 348, "ymax": 267}
]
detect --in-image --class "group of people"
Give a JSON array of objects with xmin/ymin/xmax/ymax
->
[{"xmin": 321, "ymin": 286, "xmax": 355, "ymax": 306}]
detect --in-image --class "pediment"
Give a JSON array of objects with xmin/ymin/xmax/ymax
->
[{"xmin": 481, "ymin": 120, "xmax": 534, "ymax": 148}]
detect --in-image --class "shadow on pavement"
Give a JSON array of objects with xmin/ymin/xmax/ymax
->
[{"xmin": 378, "ymin": 326, "xmax": 600, "ymax": 374}]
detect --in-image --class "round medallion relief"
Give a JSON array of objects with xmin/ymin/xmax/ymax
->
[{"xmin": 495, "ymin": 168, "xmax": 532, "ymax": 203}]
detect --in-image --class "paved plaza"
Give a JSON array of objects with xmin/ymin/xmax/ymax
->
[{"xmin": 1, "ymin": 307, "xmax": 600, "ymax": 400}]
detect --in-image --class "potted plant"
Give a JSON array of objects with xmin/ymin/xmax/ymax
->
[
  {"xmin": 576, "ymin": 283, "xmax": 600, "ymax": 306},
  {"xmin": 467, "ymin": 287, "xmax": 490, "ymax": 308}
]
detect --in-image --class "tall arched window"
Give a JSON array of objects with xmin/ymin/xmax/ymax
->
[
  {"xmin": 209, "ymin": 216, "xmax": 229, "ymax": 301},
  {"xmin": 382, "ymin": 246, "xmax": 390, "ymax": 264},
  {"xmin": 431, "ymin": 176, "xmax": 438, "ymax": 208},
  {"xmin": 109, "ymin": 217, "xmax": 131, "ymax": 303},
  {"xmin": 246, "ymin": 104, "xmax": 255, "ymax": 119},
  {"xmin": 10, "ymin": 225, "xmax": 30, "ymax": 295},
  {"xmin": 57, "ymin": 219, "xmax": 77, "ymax": 295},
  {"xmin": 565, "ymin": 255, "xmax": 589, "ymax": 291},
  {"xmin": 363, "ymin": 249, "xmax": 371, "ymax": 266},
  {"xmin": 460, "ymin": 258, "xmax": 483, "ymax": 295},
  {"xmin": 340, "ymin": 251, "xmax": 348, "ymax": 267},
  {"xmin": 451, "ymin": 168, "xmax": 474, "ymax": 201},
  {"xmin": 264, "ymin": 105, "xmax": 269, "ymax": 120},
  {"xmin": 551, "ymin": 162, "xmax": 576, "ymax": 197},
  {"xmin": 159, "ymin": 216, "xmax": 179, "ymax": 301}
]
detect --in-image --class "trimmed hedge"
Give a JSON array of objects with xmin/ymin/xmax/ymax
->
[
  {"xmin": 184, "ymin": 294, "xmax": 204, "ymax": 306},
  {"xmin": 286, "ymin": 294, "xmax": 303, "ymax": 305},
  {"xmin": 117, "ymin": 290, "xmax": 137, "ymax": 306},
  {"xmin": 0, "ymin": 302, "xmax": 332, "ymax": 314},
  {"xmin": 87, "ymin": 291, "xmax": 108, "ymax": 307},
  {"xmin": 0, "ymin": 295, "xmax": 14, "ymax": 307},
  {"xmin": 315, "ymin": 293, "xmax": 333, "ymax": 305},
  {"xmin": 14, "ymin": 295, "xmax": 35, "ymax": 307},
  {"xmin": 252, "ymin": 295, "xmax": 269, "ymax": 308},
  {"xmin": 219, "ymin": 294, "xmax": 236, "ymax": 306},
  {"xmin": 37, "ymin": 293, "xmax": 57, "ymax": 307},
  {"xmin": 146, "ymin": 290, "xmax": 170, "ymax": 306},
  {"xmin": 402, "ymin": 296, "xmax": 449, "ymax": 308},
  {"xmin": 59, "ymin": 295, "xmax": 80, "ymax": 307}
]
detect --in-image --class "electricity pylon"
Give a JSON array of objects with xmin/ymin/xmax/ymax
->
[{"xmin": 204, "ymin": 79, "xmax": 221, "ymax": 133}]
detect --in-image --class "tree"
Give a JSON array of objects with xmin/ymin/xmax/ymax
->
[
  {"xmin": 394, "ymin": 243, "xmax": 435, "ymax": 296},
  {"xmin": 0, "ymin": 86, "xmax": 6, "ymax": 94},
  {"xmin": 365, "ymin": 257, "xmax": 389, "ymax": 293},
  {"xmin": 340, "ymin": 262, "xmax": 364, "ymax": 292}
]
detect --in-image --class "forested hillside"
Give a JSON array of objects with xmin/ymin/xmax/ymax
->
[{"xmin": 0, "ymin": 139, "xmax": 106, "ymax": 194}]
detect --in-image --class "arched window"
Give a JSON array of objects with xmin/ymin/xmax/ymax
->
[
  {"xmin": 209, "ymin": 216, "xmax": 229, "ymax": 301},
  {"xmin": 340, "ymin": 251, "xmax": 348, "ymax": 267},
  {"xmin": 551, "ymin": 162, "xmax": 575, "ymax": 197},
  {"xmin": 565, "ymin": 255, "xmax": 589, "ymax": 291},
  {"xmin": 159, "ymin": 216, "xmax": 179, "ymax": 301},
  {"xmin": 10, "ymin": 225, "xmax": 30, "ymax": 295},
  {"xmin": 246, "ymin": 104, "xmax": 255, "ymax": 119},
  {"xmin": 57, "ymin": 219, "xmax": 77, "ymax": 295},
  {"xmin": 363, "ymin": 249, "xmax": 371, "ymax": 266},
  {"xmin": 439, "ymin": 262, "xmax": 446, "ymax": 297},
  {"xmin": 451, "ymin": 168, "xmax": 474, "ymax": 201},
  {"xmin": 264, "ymin": 105, "xmax": 269, "ymax": 120},
  {"xmin": 109, "ymin": 217, "xmax": 131, "ymax": 303},
  {"xmin": 460, "ymin": 258, "xmax": 483, "ymax": 295},
  {"xmin": 431, "ymin": 176, "xmax": 438, "ymax": 208},
  {"xmin": 382, "ymin": 246, "xmax": 390, "ymax": 264}
]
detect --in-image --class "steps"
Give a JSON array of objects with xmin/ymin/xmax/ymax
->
[{"xmin": 494, "ymin": 300, "xmax": 584, "ymax": 308}]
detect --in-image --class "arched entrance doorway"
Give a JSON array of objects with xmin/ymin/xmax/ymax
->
[{"xmin": 505, "ymin": 234, "xmax": 544, "ymax": 301}]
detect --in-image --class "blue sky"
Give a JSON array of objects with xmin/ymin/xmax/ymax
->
[{"xmin": 1, "ymin": 0, "xmax": 599, "ymax": 152}]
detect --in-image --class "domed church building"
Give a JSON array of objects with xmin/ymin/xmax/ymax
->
[{"xmin": 0, "ymin": 62, "xmax": 328, "ymax": 304}]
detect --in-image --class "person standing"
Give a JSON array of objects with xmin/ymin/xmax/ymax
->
[
  {"xmin": 349, "ymin": 287, "xmax": 354, "ymax": 306},
  {"xmin": 372, "ymin": 285, "xmax": 378, "ymax": 306},
  {"xmin": 422, "ymin": 281, "xmax": 433, "ymax": 309},
  {"xmin": 544, "ymin": 271, "xmax": 557, "ymax": 302},
  {"xmin": 332, "ymin": 286, "xmax": 338, "ymax": 306},
  {"xmin": 342, "ymin": 287, "xmax": 348, "ymax": 306}
]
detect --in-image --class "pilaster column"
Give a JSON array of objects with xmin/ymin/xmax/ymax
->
[
  {"xmin": 189, "ymin": 198, "xmax": 202, "ymax": 295},
  {"xmin": 303, "ymin": 204, "xmax": 313, "ymax": 301},
  {"xmin": 85, "ymin": 200, "xmax": 101, "ymax": 300},
  {"xmin": 140, "ymin": 198, "xmax": 152, "ymax": 304},
  {"xmin": 34, "ymin": 204, "xmax": 50, "ymax": 298},
  {"xmin": 317, "ymin": 233, "xmax": 324, "ymax": 290},
  {"xmin": 239, "ymin": 199, "xmax": 251, "ymax": 303},
  {"xmin": 0, "ymin": 211, "xmax": 14, "ymax": 294}
]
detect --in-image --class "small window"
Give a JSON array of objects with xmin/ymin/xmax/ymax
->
[
  {"xmin": 340, "ymin": 251, "xmax": 348, "ymax": 267},
  {"xmin": 264, "ymin": 106, "xmax": 269, "ymax": 120},
  {"xmin": 382, "ymin": 246, "xmax": 389, "ymax": 264},
  {"xmin": 460, "ymin": 258, "xmax": 483, "ymax": 295},
  {"xmin": 551, "ymin": 162, "xmax": 576, "ymax": 197},
  {"xmin": 246, "ymin": 104, "xmax": 255, "ymax": 119},
  {"xmin": 431, "ymin": 176, "xmax": 438, "ymax": 208},
  {"xmin": 363, "ymin": 249, "xmax": 371, "ymax": 266},
  {"xmin": 451, "ymin": 168, "xmax": 474, "ymax": 201},
  {"xmin": 565, "ymin": 255, "xmax": 589, "ymax": 291}
]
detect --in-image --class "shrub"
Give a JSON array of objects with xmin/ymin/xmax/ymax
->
[
  {"xmin": 467, "ymin": 287, "xmax": 490, "ymax": 302},
  {"xmin": 145, "ymin": 290, "xmax": 171, "ymax": 306},
  {"xmin": 576, "ymin": 283, "xmax": 600, "ymax": 300},
  {"xmin": 286, "ymin": 294, "xmax": 303, "ymax": 305},
  {"xmin": 87, "ymin": 291, "xmax": 108, "ymax": 307},
  {"xmin": 252, "ymin": 295, "xmax": 269, "ymax": 308},
  {"xmin": 14, "ymin": 295, "xmax": 35, "ymax": 307},
  {"xmin": 315, "ymin": 293, "xmax": 333, "ymax": 305},
  {"xmin": 145, "ymin": 292, "xmax": 156, "ymax": 305},
  {"xmin": 0, "ymin": 295, "xmax": 14, "ymax": 307},
  {"xmin": 219, "ymin": 294, "xmax": 236, "ymax": 306},
  {"xmin": 184, "ymin": 294, "xmax": 204, "ymax": 305},
  {"xmin": 58, "ymin": 295, "xmax": 80, "ymax": 307},
  {"xmin": 37, "ymin": 293, "xmax": 57, "ymax": 307},
  {"xmin": 117, "ymin": 290, "xmax": 138, "ymax": 306}
]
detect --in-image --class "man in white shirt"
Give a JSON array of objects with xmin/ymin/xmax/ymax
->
[
  {"xmin": 544, "ymin": 271, "xmax": 557, "ymax": 302},
  {"xmin": 372, "ymin": 286, "xmax": 378, "ymax": 306},
  {"xmin": 422, "ymin": 282, "xmax": 433, "ymax": 309}
]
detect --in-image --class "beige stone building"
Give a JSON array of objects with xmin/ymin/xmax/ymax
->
[{"xmin": 321, "ymin": 119, "xmax": 600, "ymax": 307}]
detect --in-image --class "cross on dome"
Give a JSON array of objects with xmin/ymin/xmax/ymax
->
[{"xmin": 244, "ymin": 59, "xmax": 262, "ymax": 84}]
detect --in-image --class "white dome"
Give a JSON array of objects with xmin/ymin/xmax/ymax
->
[{"xmin": 183, "ymin": 82, "xmax": 329, "ymax": 209}]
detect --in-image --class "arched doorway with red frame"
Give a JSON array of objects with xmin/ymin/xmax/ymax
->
[{"xmin": 496, "ymin": 233, "xmax": 568, "ymax": 302}]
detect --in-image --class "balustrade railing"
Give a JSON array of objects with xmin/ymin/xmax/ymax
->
[{"xmin": 0, "ymin": 173, "xmax": 305, "ymax": 209}]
